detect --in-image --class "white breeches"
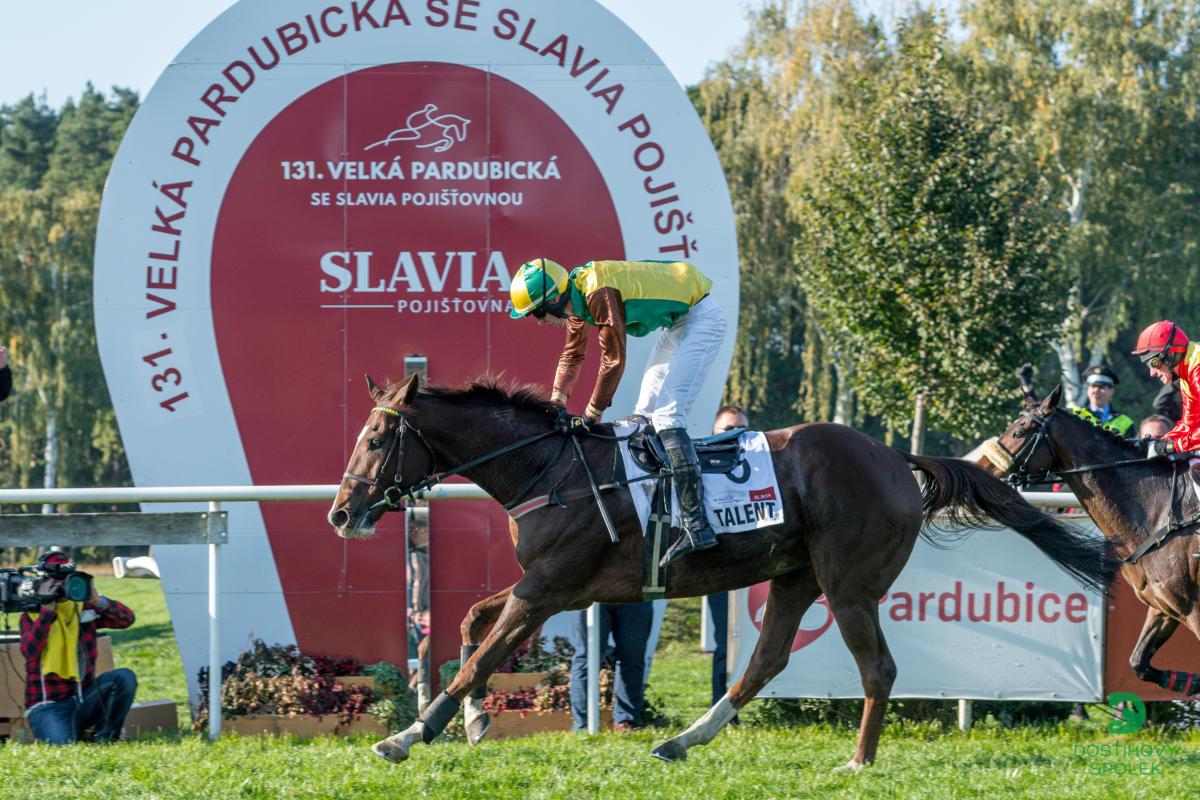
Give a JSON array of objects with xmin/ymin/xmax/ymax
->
[{"xmin": 633, "ymin": 296, "xmax": 727, "ymax": 431}]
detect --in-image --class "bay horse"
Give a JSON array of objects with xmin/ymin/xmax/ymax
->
[
  {"xmin": 328, "ymin": 374, "xmax": 1116, "ymax": 771},
  {"xmin": 983, "ymin": 385, "xmax": 1200, "ymax": 696}
]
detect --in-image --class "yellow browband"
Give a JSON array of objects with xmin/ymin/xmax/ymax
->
[{"xmin": 373, "ymin": 406, "xmax": 402, "ymax": 417}]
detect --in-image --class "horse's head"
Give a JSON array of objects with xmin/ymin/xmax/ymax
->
[
  {"xmin": 327, "ymin": 373, "xmax": 437, "ymax": 538},
  {"xmin": 978, "ymin": 384, "xmax": 1064, "ymax": 486}
]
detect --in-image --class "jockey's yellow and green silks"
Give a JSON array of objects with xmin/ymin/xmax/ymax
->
[{"xmin": 567, "ymin": 260, "xmax": 712, "ymax": 337}]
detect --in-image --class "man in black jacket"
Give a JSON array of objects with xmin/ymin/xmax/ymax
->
[{"xmin": 0, "ymin": 346, "xmax": 11, "ymax": 401}]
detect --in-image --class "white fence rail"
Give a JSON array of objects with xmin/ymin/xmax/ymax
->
[
  {"xmin": 0, "ymin": 483, "xmax": 490, "ymax": 505},
  {"xmin": 0, "ymin": 486, "xmax": 1075, "ymax": 507},
  {"xmin": 0, "ymin": 484, "xmax": 1076, "ymax": 739}
]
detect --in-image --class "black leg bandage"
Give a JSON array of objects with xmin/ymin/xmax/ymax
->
[
  {"xmin": 461, "ymin": 644, "xmax": 486, "ymax": 700},
  {"xmin": 420, "ymin": 691, "xmax": 462, "ymax": 743}
]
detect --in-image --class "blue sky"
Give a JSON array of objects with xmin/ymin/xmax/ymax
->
[
  {"xmin": 0, "ymin": 1, "xmax": 749, "ymax": 107},
  {"xmin": 0, "ymin": 1, "xmax": 942, "ymax": 107}
]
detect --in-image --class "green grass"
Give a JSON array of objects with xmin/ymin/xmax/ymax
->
[
  {"xmin": 94, "ymin": 576, "xmax": 192, "ymax": 721},
  {"xmin": 3, "ymin": 584, "xmax": 1199, "ymax": 799}
]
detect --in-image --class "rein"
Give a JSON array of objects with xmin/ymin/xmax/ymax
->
[
  {"xmin": 344, "ymin": 405, "xmax": 626, "ymax": 542},
  {"xmin": 999, "ymin": 407, "xmax": 1198, "ymax": 563}
]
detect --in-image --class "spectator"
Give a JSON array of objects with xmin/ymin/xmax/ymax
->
[
  {"xmin": 1139, "ymin": 415, "xmax": 1174, "ymax": 440},
  {"xmin": 568, "ymin": 602, "xmax": 652, "ymax": 733},
  {"xmin": 406, "ymin": 506, "xmax": 430, "ymax": 662},
  {"xmin": 0, "ymin": 346, "xmax": 11, "ymax": 402},
  {"xmin": 1072, "ymin": 366, "xmax": 1133, "ymax": 436},
  {"xmin": 20, "ymin": 552, "xmax": 137, "ymax": 744},
  {"xmin": 706, "ymin": 404, "xmax": 749, "ymax": 715}
]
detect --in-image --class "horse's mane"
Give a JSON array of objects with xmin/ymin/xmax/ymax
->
[
  {"xmin": 1056, "ymin": 406, "xmax": 1144, "ymax": 455},
  {"xmin": 400, "ymin": 376, "xmax": 559, "ymax": 416}
]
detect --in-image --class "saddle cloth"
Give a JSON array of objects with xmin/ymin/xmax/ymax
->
[{"xmin": 612, "ymin": 420, "xmax": 785, "ymax": 536}]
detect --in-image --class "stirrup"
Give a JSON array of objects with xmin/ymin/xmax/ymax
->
[{"xmin": 659, "ymin": 529, "xmax": 717, "ymax": 569}]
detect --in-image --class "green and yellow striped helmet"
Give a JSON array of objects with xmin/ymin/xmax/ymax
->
[{"xmin": 510, "ymin": 258, "xmax": 569, "ymax": 319}]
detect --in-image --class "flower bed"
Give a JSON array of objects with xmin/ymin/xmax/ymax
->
[{"xmin": 196, "ymin": 640, "xmax": 416, "ymax": 736}]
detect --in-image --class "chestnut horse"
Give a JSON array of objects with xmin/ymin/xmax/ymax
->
[
  {"xmin": 328, "ymin": 375, "xmax": 1116, "ymax": 771},
  {"xmin": 983, "ymin": 385, "xmax": 1200, "ymax": 697}
]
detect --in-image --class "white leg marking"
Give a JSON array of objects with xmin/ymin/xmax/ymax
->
[
  {"xmin": 833, "ymin": 758, "xmax": 865, "ymax": 774},
  {"xmin": 371, "ymin": 720, "xmax": 425, "ymax": 763},
  {"xmin": 674, "ymin": 695, "xmax": 738, "ymax": 749},
  {"xmin": 651, "ymin": 694, "xmax": 737, "ymax": 762},
  {"xmin": 465, "ymin": 696, "xmax": 490, "ymax": 745}
]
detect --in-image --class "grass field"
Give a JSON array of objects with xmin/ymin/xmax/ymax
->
[{"xmin": 2, "ymin": 578, "xmax": 1198, "ymax": 799}]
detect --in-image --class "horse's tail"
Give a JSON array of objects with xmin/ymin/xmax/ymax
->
[{"xmin": 901, "ymin": 451, "xmax": 1118, "ymax": 595}]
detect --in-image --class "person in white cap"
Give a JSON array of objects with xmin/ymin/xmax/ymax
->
[{"xmin": 1073, "ymin": 365, "xmax": 1133, "ymax": 436}]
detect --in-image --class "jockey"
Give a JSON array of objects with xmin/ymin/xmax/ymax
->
[
  {"xmin": 1131, "ymin": 321, "xmax": 1200, "ymax": 463},
  {"xmin": 510, "ymin": 258, "xmax": 727, "ymax": 567}
]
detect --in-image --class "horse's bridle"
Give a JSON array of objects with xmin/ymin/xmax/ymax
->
[
  {"xmin": 1002, "ymin": 408, "xmax": 1061, "ymax": 489},
  {"xmin": 342, "ymin": 406, "xmax": 440, "ymax": 511},
  {"xmin": 341, "ymin": 404, "xmax": 582, "ymax": 512}
]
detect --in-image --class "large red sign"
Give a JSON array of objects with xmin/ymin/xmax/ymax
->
[{"xmin": 211, "ymin": 62, "xmax": 619, "ymax": 662}]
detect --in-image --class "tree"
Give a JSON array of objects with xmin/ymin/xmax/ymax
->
[
  {"xmin": 960, "ymin": 0, "xmax": 1200, "ymax": 411},
  {"xmin": 0, "ymin": 94, "xmax": 58, "ymax": 190},
  {"xmin": 0, "ymin": 86, "xmax": 139, "ymax": 514},
  {"xmin": 692, "ymin": 0, "xmax": 882, "ymax": 430},
  {"xmin": 796, "ymin": 21, "xmax": 1065, "ymax": 453}
]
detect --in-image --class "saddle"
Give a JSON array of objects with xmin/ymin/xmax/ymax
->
[{"xmin": 621, "ymin": 416, "xmax": 747, "ymax": 475}]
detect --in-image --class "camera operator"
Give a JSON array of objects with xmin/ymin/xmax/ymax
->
[
  {"xmin": 0, "ymin": 345, "xmax": 11, "ymax": 401},
  {"xmin": 19, "ymin": 552, "xmax": 137, "ymax": 744}
]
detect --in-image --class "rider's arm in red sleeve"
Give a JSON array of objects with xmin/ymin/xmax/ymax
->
[{"xmin": 1164, "ymin": 372, "xmax": 1200, "ymax": 452}]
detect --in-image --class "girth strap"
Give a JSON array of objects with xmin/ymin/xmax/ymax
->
[
  {"xmin": 508, "ymin": 484, "xmax": 621, "ymax": 520},
  {"xmin": 1126, "ymin": 512, "xmax": 1200, "ymax": 564}
]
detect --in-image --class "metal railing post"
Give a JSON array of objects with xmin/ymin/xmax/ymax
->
[
  {"xmin": 958, "ymin": 699, "xmax": 973, "ymax": 731},
  {"xmin": 208, "ymin": 500, "xmax": 221, "ymax": 742},
  {"xmin": 587, "ymin": 602, "xmax": 600, "ymax": 734}
]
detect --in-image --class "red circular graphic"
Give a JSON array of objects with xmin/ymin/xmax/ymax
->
[
  {"xmin": 211, "ymin": 63, "xmax": 622, "ymax": 664},
  {"xmin": 747, "ymin": 583, "xmax": 835, "ymax": 652}
]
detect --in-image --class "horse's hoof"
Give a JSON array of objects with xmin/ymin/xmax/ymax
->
[
  {"xmin": 372, "ymin": 739, "xmax": 408, "ymax": 764},
  {"xmin": 466, "ymin": 713, "xmax": 490, "ymax": 746},
  {"xmin": 832, "ymin": 759, "xmax": 865, "ymax": 774},
  {"xmin": 651, "ymin": 740, "xmax": 687, "ymax": 763}
]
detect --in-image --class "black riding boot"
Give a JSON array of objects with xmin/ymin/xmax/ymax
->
[{"xmin": 659, "ymin": 428, "xmax": 718, "ymax": 568}]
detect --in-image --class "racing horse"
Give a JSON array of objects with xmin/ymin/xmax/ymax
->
[
  {"xmin": 982, "ymin": 385, "xmax": 1200, "ymax": 696},
  {"xmin": 328, "ymin": 374, "xmax": 1116, "ymax": 771}
]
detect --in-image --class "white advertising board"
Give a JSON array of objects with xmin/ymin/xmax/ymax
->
[{"xmin": 729, "ymin": 522, "xmax": 1105, "ymax": 701}]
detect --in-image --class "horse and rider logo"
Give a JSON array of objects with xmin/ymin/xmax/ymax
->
[
  {"xmin": 364, "ymin": 103, "xmax": 470, "ymax": 154},
  {"xmin": 1106, "ymin": 692, "xmax": 1147, "ymax": 733}
]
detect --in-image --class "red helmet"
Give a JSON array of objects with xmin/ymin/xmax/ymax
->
[{"xmin": 1131, "ymin": 320, "xmax": 1189, "ymax": 367}]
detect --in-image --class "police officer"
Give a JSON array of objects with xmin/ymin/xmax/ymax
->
[{"xmin": 1073, "ymin": 366, "xmax": 1133, "ymax": 436}]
